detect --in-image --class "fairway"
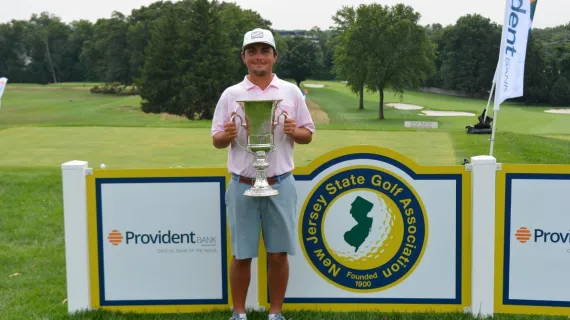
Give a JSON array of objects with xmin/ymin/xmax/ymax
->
[
  {"xmin": 303, "ymin": 80, "xmax": 570, "ymax": 135},
  {"xmin": 1, "ymin": 82, "xmax": 569, "ymax": 320},
  {"xmin": 0, "ymin": 84, "xmax": 200, "ymax": 129},
  {"xmin": 0, "ymin": 127, "xmax": 455, "ymax": 168}
]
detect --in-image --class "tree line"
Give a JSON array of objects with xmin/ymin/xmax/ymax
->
[{"xmin": 0, "ymin": 0, "xmax": 568, "ymax": 120}]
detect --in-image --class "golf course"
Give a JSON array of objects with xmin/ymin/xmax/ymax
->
[{"xmin": 1, "ymin": 81, "xmax": 569, "ymax": 320}]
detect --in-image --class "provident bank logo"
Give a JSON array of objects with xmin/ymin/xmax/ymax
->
[
  {"xmin": 515, "ymin": 226, "xmax": 570, "ymax": 245},
  {"xmin": 108, "ymin": 230, "xmax": 123, "ymax": 246},
  {"xmin": 515, "ymin": 227, "xmax": 531, "ymax": 243},
  {"xmin": 107, "ymin": 229, "xmax": 217, "ymax": 253},
  {"xmin": 299, "ymin": 165, "xmax": 428, "ymax": 292}
]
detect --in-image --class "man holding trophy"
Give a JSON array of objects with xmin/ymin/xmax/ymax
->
[{"xmin": 211, "ymin": 28, "xmax": 315, "ymax": 320}]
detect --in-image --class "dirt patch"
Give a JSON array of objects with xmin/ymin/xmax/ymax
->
[
  {"xmin": 306, "ymin": 98, "xmax": 330, "ymax": 124},
  {"xmin": 114, "ymin": 106, "xmax": 141, "ymax": 113},
  {"xmin": 112, "ymin": 106, "xmax": 186, "ymax": 120},
  {"xmin": 14, "ymin": 85, "xmax": 93, "ymax": 92},
  {"xmin": 160, "ymin": 112, "xmax": 187, "ymax": 121}
]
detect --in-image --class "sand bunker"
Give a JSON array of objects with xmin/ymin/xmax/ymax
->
[
  {"xmin": 303, "ymin": 84, "xmax": 325, "ymax": 88},
  {"xmin": 544, "ymin": 109, "xmax": 570, "ymax": 114},
  {"xmin": 387, "ymin": 103, "xmax": 424, "ymax": 110},
  {"xmin": 420, "ymin": 110, "xmax": 476, "ymax": 117}
]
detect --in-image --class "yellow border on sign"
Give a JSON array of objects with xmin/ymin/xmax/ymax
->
[
  {"xmin": 494, "ymin": 164, "xmax": 570, "ymax": 316},
  {"xmin": 86, "ymin": 167, "xmax": 233, "ymax": 313},
  {"xmin": 257, "ymin": 145, "xmax": 472, "ymax": 312}
]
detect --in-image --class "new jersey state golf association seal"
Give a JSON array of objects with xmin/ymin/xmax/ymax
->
[{"xmin": 299, "ymin": 165, "xmax": 428, "ymax": 292}]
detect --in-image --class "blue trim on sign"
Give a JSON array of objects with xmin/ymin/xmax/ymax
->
[
  {"xmin": 284, "ymin": 297, "xmax": 459, "ymax": 304},
  {"xmin": 294, "ymin": 153, "xmax": 457, "ymax": 181},
  {"xmin": 271, "ymin": 152, "xmax": 465, "ymax": 305},
  {"xmin": 95, "ymin": 176, "xmax": 228, "ymax": 306},
  {"xmin": 455, "ymin": 176, "xmax": 462, "ymax": 302},
  {"xmin": 503, "ymin": 173, "xmax": 570, "ymax": 308}
]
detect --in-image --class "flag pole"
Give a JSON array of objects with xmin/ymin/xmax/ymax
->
[
  {"xmin": 0, "ymin": 77, "xmax": 7, "ymax": 111},
  {"xmin": 483, "ymin": 80, "xmax": 496, "ymax": 124},
  {"xmin": 487, "ymin": 66, "xmax": 497, "ymax": 156},
  {"xmin": 489, "ymin": 108, "xmax": 498, "ymax": 156}
]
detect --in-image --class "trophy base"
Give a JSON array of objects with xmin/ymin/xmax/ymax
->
[{"xmin": 244, "ymin": 186, "xmax": 279, "ymax": 197}]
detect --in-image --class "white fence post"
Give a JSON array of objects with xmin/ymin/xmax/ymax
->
[
  {"xmin": 61, "ymin": 160, "xmax": 91, "ymax": 313},
  {"xmin": 469, "ymin": 156, "xmax": 498, "ymax": 317}
]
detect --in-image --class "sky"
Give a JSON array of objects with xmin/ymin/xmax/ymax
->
[{"xmin": 0, "ymin": 0, "xmax": 568, "ymax": 30}]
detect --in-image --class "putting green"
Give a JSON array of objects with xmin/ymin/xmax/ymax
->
[{"xmin": 0, "ymin": 127, "xmax": 456, "ymax": 168}]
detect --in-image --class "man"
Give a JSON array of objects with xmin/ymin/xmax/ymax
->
[{"xmin": 211, "ymin": 28, "xmax": 315, "ymax": 320}]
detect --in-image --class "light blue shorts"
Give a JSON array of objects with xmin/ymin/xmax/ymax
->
[{"xmin": 226, "ymin": 172, "xmax": 298, "ymax": 260}]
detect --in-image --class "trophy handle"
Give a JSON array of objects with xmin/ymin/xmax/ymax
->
[
  {"xmin": 272, "ymin": 111, "xmax": 290, "ymax": 151},
  {"xmin": 230, "ymin": 113, "xmax": 251, "ymax": 153}
]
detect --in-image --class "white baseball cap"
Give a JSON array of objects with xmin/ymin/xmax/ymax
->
[{"xmin": 242, "ymin": 28, "xmax": 276, "ymax": 51}]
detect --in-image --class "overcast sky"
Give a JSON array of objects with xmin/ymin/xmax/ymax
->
[{"xmin": 1, "ymin": 0, "xmax": 568, "ymax": 30}]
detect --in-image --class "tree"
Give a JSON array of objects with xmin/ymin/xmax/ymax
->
[
  {"xmin": 424, "ymin": 23, "xmax": 448, "ymax": 88},
  {"xmin": 278, "ymin": 36, "xmax": 320, "ymax": 87},
  {"xmin": 357, "ymin": 4, "xmax": 435, "ymax": 120},
  {"xmin": 25, "ymin": 13, "xmax": 72, "ymax": 84},
  {"xmin": 440, "ymin": 14, "xmax": 501, "ymax": 95},
  {"xmin": 550, "ymin": 76, "xmax": 570, "ymax": 106},
  {"xmin": 307, "ymin": 26, "xmax": 335, "ymax": 80},
  {"xmin": 218, "ymin": 2, "xmax": 272, "ymax": 80},
  {"xmin": 137, "ymin": 4, "xmax": 181, "ymax": 114},
  {"xmin": 0, "ymin": 20, "xmax": 28, "ymax": 83},
  {"xmin": 176, "ymin": 0, "xmax": 237, "ymax": 119},
  {"xmin": 80, "ymin": 12, "xmax": 131, "ymax": 84},
  {"xmin": 65, "ymin": 20, "xmax": 93, "ymax": 82},
  {"xmin": 332, "ymin": 6, "xmax": 369, "ymax": 110},
  {"xmin": 127, "ymin": 1, "xmax": 172, "ymax": 83},
  {"xmin": 521, "ymin": 35, "xmax": 551, "ymax": 104}
]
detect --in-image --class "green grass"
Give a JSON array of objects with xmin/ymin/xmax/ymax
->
[
  {"xmin": 1, "ymin": 82, "xmax": 570, "ymax": 319},
  {"xmin": 303, "ymin": 80, "xmax": 570, "ymax": 135},
  {"xmin": 302, "ymin": 81, "xmax": 570, "ymax": 164},
  {"xmin": 0, "ymin": 127, "xmax": 456, "ymax": 168},
  {"xmin": 0, "ymin": 168, "xmax": 68, "ymax": 318},
  {"xmin": 50, "ymin": 310, "xmax": 570, "ymax": 320},
  {"xmin": 0, "ymin": 83, "xmax": 206, "ymax": 128}
]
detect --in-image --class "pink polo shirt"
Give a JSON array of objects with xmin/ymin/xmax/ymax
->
[{"xmin": 211, "ymin": 74, "xmax": 315, "ymax": 178}]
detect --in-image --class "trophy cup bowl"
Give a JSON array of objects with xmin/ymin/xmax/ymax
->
[{"xmin": 230, "ymin": 99, "xmax": 289, "ymax": 197}]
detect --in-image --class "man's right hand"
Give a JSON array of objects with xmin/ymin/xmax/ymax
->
[
  {"xmin": 224, "ymin": 121, "xmax": 238, "ymax": 140},
  {"xmin": 213, "ymin": 113, "xmax": 249, "ymax": 149},
  {"xmin": 213, "ymin": 118, "xmax": 239, "ymax": 149}
]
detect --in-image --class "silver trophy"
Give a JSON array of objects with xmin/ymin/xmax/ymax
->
[{"xmin": 230, "ymin": 99, "xmax": 289, "ymax": 197}]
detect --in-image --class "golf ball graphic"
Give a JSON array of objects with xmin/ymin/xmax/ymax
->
[{"xmin": 322, "ymin": 189, "xmax": 404, "ymax": 270}]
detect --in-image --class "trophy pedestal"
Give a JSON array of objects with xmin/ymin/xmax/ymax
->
[
  {"xmin": 230, "ymin": 99, "xmax": 289, "ymax": 197},
  {"xmin": 244, "ymin": 151, "xmax": 279, "ymax": 197}
]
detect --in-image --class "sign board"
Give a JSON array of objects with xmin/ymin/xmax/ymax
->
[
  {"xmin": 258, "ymin": 146, "xmax": 471, "ymax": 312},
  {"xmin": 495, "ymin": 165, "xmax": 570, "ymax": 316},
  {"xmin": 63, "ymin": 146, "xmax": 570, "ymax": 316},
  {"xmin": 404, "ymin": 121, "xmax": 438, "ymax": 129},
  {"xmin": 86, "ymin": 169, "xmax": 231, "ymax": 312}
]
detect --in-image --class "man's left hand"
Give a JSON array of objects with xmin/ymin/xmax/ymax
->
[{"xmin": 284, "ymin": 117, "xmax": 296, "ymax": 137}]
